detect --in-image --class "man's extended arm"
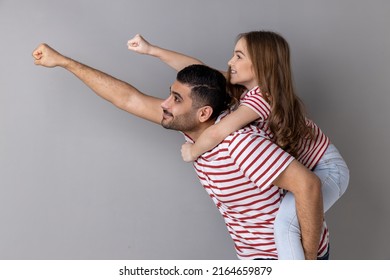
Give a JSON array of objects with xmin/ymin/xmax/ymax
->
[{"xmin": 32, "ymin": 43, "xmax": 163, "ymax": 124}]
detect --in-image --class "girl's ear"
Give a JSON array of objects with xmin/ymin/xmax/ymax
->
[{"xmin": 198, "ymin": 106, "xmax": 213, "ymax": 123}]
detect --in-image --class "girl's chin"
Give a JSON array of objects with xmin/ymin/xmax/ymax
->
[
  {"xmin": 229, "ymin": 80, "xmax": 244, "ymax": 87},
  {"xmin": 228, "ymin": 78, "xmax": 238, "ymax": 85}
]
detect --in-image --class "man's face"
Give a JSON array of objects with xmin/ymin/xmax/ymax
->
[{"xmin": 160, "ymin": 80, "xmax": 200, "ymax": 132}]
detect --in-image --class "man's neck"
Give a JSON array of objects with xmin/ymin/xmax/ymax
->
[{"xmin": 184, "ymin": 121, "xmax": 214, "ymax": 143}]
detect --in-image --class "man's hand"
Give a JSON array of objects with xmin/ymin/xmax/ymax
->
[
  {"xmin": 32, "ymin": 44, "xmax": 69, "ymax": 68},
  {"xmin": 127, "ymin": 34, "xmax": 153, "ymax": 55}
]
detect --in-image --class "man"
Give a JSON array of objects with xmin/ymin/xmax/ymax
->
[{"xmin": 32, "ymin": 44, "xmax": 327, "ymax": 259}]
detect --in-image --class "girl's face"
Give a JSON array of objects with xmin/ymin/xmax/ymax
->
[{"xmin": 228, "ymin": 38, "xmax": 257, "ymax": 90}]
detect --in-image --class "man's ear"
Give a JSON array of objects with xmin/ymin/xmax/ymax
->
[{"xmin": 198, "ymin": 106, "xmax": 213, "ymax": 123}]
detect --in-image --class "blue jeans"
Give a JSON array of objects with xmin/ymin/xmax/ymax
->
[
  {"xmin": 253, "ymin": 245, "xmax": 330, "ymax": 260},
  {"xmin": 274, "ymin": 144, "xmax": 350, "ymax": 259}
]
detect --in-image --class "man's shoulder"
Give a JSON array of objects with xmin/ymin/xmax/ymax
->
[
  {"xmin": 226, "ymin": 125, "xmax": 270, "ymax": 145},
  {"xmin": 222, "ymin": 126, "xmax": 273, "ymax": 156},
  {"xmin": 226, "ymin": 125, "xmax": 292, "ymax": 163},
  {"xmin": 198, "ymin": 125, "xmax": 274, "ymax": 162},
  {"xmin": 197, "ymin": 128, "xmax": 256, "ymax": 162}
]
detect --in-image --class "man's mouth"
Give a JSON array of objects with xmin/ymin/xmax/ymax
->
[{"xmin": 162, "ymin": 109, "xmax": 173, "ymax": 118}]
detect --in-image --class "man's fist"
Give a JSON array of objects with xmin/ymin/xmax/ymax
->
[{"xmin": 32, "ymin": 44, "xmax": 68, "ymax": 68}]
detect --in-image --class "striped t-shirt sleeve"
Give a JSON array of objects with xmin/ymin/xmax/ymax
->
[
  {"xmin": 227, "ymin": 131, "xmax": 294, "ymax": 190},
  {"xmin": 240, "ymin": 87, "xmax": 270, "ymax": 120}
]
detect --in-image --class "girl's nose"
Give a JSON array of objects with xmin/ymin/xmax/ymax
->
[{"xmin": 228, "ymin": 57, "xmax": 233, "ymax": 66}]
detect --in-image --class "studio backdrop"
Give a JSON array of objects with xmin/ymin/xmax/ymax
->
[{"xmin": 1, "ymin": 0, "xmax": 389, "ymax": 259}]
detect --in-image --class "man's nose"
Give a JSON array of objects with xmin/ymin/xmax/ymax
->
[{"xmin": 161, "ymin": 96, "xmax": 171, "ymax": 109}]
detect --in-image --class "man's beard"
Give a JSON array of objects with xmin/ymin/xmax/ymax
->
[{"xmin": 161, "ymin": 109, "xmax": 198, "ymax": 132}]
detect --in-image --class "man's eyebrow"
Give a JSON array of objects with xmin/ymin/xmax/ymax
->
[{"xmin": 169, "ymin": 87, "xmax": 183, "ymax": 100}]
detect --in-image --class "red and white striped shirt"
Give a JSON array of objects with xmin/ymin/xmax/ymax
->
[
  {"xmin": 240, "ymin": 86, "xmax": 330, "ymax": 170},
  {"xmin": 186, "ymin": 126, "xmax": 329, "ymax": 259}
]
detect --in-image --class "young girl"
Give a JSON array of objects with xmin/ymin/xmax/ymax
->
[{"xmin": 128, "ymin": 31, "xmax": 349, "ymax": 259}]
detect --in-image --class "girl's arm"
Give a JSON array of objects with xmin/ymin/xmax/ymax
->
[
  {"xmin": 128, "ymin": 34, "xmax": 228, "ymax": 77},
  {"xmin": 182, "ymin": 105, "xmax": 260, "ymax": 162},
  {"xmin": 128, "ymin": 34, "xmax": 203, "ymax": 71}
]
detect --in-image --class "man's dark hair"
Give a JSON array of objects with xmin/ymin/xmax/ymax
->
[{"xmin": 177, "ymin": 64, "xmax": 232, "ymax": 120}]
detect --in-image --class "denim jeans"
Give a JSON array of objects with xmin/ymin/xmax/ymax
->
[
  {"xmin": 253, "ymin": 245, "xmax": 330, "ymax": 260},
  {"xmin": 274, "ymin": 144, "xmax": 350, "ymax": 259}
]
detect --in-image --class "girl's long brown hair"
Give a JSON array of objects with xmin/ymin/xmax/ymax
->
[{"xmin": 228, "ymin": 31, "xmax": 313, "ymax": 158}]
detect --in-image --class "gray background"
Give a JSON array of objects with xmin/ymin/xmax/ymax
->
[{"xmin": 1, "ymin": 0, "xmax": 389, "ymax": 259}]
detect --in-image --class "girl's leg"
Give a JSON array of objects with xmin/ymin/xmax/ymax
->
[
  {"xmin": 274, "ymin": 191, "xmax": 304, "ymax": 259},
  {"xmin": 315, "ymin": 144, "xmax": 349, "ymax": 211},
  {"xmin": 274, "ymin": 144, "xmax": 350, "ymax": 259}
]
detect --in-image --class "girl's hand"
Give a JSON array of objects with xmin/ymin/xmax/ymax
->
[
  {"xmin": 181, "ymin": 143, "xmax": 197, "ymax": 162},
  {"xmin": 127, "ymin": 34, "xmax": 152, "ymax": 55}
]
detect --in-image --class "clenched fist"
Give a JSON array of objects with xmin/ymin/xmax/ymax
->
[
  {"xmin": 127, "ymin": 34, "xmax": 153, "ymax": 55},
  {"xmin": 32, "ymin": 44, "xmax": 69, "ymax": 68}
]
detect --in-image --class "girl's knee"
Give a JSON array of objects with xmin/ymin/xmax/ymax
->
[{"xmin": 274, "ymin": 214, "xmax": 300, "ymax": 236}]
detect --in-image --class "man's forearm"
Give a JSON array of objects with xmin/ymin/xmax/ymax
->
[
  {"xmin": 273, "ymin": 160, "xmax": 323, "ymax": 259},
  {"xmin": 66, "ymin": 59, "xmax": 166, "ymax": 123},
  {"xmin": 64, "ymin": 58, "xmax": 135, "ymax": 107},
  {"xmin": 294, "ymin": 182, "xmax": 324, "ymax": 259}
]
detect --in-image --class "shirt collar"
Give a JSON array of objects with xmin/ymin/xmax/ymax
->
[{"xmin": 181, "ymin": 110, "xmax": 229, "ymax": 144}]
